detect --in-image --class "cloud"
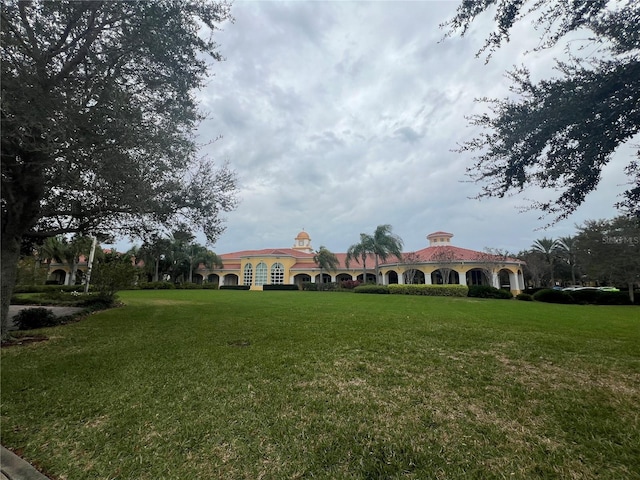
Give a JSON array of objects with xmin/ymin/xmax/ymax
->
[{"xmin": 122, "ymin": 1, "xmax": 633, "ymax": 258}]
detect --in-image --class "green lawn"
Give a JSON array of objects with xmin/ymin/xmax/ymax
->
[{"xmin": 2, "ymin": 290, "xmax": 639, "ymax": 479}]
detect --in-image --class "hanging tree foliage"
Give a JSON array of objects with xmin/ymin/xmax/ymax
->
[
  {"xmin": 1, "ymin": 1, "xmax": 238, "ymax": 338},
  {"xmin": 442, "ymin": 0, "xmax": 640, "ymax": 222}
]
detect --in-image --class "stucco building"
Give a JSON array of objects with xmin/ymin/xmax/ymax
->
[{"xmin": 194, "ymin": 230, "xmax": 525, "ymax": 294}]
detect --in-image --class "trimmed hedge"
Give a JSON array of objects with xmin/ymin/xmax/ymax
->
[
  {"xmin": 516, "ymin": 293, "xmax": 533, "ymax": 301},
  {"xmin": 138, "ymin": 281, "xmax": 176, "ymax": 290},
  {"xmin": 13, "ymin": 284, "xmax": 86, "ymax": 294},
  {"xmin": 569, "ymin": 289, "xmax": 633, "ymax": 305},
  {"xmin": 219, "ymin": 285, "xmax": 250, "ymax": 290},
  {"xmin": 353, "ymin": 285, "xmax": 390, "ymax": 294},
  {"xmin": 468, "ymin": 285, "xmax": 513, "ymax": 299},
  {"xmin": 202, "ymin": 283, "xmax": 219, "ymax": 290},
  {"xmin": 263, "ymin": 284, "xmax": 300, "ymax": 291},
  {"xmin": 388, "ymin": 284, "xmax": 469, "ymax": 297},
  {"xmin": 532, "ymin": 289, "xmax": 574, "ymax": 304},
  {"xmin": 597, "ymin": 291, "xmax": 634, "ymax": 305},
  {"xmin": 301, "ymin": 282, "xmax": 317, "ymax": 291}
]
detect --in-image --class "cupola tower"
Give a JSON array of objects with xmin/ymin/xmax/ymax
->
[{"xmin": 293, "ymin": 230, "xmax": 313, "ymax": 253}]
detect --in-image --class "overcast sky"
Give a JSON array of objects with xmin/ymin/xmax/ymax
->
[{"xmin": 139, "ymin": 1, "xmax": 634, "ymax": 255}]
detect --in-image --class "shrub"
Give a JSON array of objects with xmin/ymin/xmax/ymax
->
[
  {"xmin": 202, "ymin": 283, "xmax": 219, "ymax": 290},
  {"xmin": 340, "ymin": 280, "xmax": 361, "ymax": 290},
  {"xmin": 176, "ymin": 282, "xmax": 202, "ymax": 289},
  {"xmin": 516, "ymin": 293, "xmax": 533, "ymax": 301},
  {"xmin": 13, "ymin": 307, "xmax": 60, "ymax": 330},
  {"xmin": 533, "ymin": 289, "xmax": 574, "ymax": 304},
  {"xmin": 569, "ymin": 289, "xmax": 602, "ymax": 305},
  {"xmin": 301, "ymin": 282, "xmax": 317, "ymax": 291},
  {"xmin": 354, "ymin": 285, "xmax": 390, "ymax": 294},
  {"xmin": 219, "ymin": 285, "xmax": 250, "ymax": 290},
  {"xmin": 387, "ymin": 284, "xmax": 469, "ymax": 297},
  {"xmin": 523, "ymin": 288, "xmax": 546, "ymax": 296},
  {"xmin": 595, "ymin": 291, "xmax": 633, "ymax": 306},
  {"xmin": 263, "ymin": 284, "xmax": 300, "ymax": 291},
  {"xmin": 80, "ymin": 293, "xmax": 117, "ymax": 311},
  {"xmin": 468, "ymin": 285, "xmax": 513, "ymax": 299},
  {"xmin": 138, "ymin": 281, "xmax": 176, "ymax": 290},
  {"xmin": 91, "ymin": 261, "xmax": 137, "ymax": 302},
  {"xmin": 13, "ymin": 284, "xmax": 85, "ymax": 294}
]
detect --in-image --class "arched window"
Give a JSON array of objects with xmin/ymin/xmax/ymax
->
[
  {"xmin": 255, "ymin": 262, "xmax": 267, "ymax": 286},
  {"xmin": 243, "ymin": 263, "xmax": 253, "ymax": 286},
  {"xmin": 271, "ymin": 262, "xmax": 284, "ymax": 284}
]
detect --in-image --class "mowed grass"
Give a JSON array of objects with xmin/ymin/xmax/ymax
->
[{"xmin": 1, "ymin": 291, "xmax": 639, "ymax": 480}]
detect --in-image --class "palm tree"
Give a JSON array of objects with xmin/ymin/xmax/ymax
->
[
  {"xmin": 345, "ymin": 233, "xmax": 373, "ymax": 283},
  {"xmin": 531, "ymin": 237, "xmax": 560, "ymax": 287},
  {"xmin": 189, "ymin": 246, "xmax": 223, "ymax": 283},
  {"xmin": 370, "ymin": 224, "xmax": 404, "ymax": 284},
  {"xmin": 557, "ymin": 235, "xmax": 579, "ymax": 285},
  {"xmin": 138, "ymin": 235, "xmax": 172, "ymax": 282},
  {"xmin": 313, "ymin": 246, "xmax": 339, "ymax": 290},
  {"xmin": 41, "ymin": 235, "xmax": 92, "ymax": 285}
]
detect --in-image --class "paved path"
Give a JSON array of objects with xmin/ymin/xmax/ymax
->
[
  {"xmin": 1, "ymin": 445, "xmax": 51, "ymax": 480},
  {"xmin": 6, "ymin": 306, "xmax": 85, "ymax": 331}
]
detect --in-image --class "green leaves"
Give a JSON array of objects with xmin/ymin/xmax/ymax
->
[
  {"xmin": 444, "ymin": 0, "xmax": 640, "ymax": 221},
  {"xmin": 1, "ymin": 1, "xmax": 237, "ymax": 242}
]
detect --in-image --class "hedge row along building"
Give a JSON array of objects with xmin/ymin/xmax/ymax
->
[{"xmin": 45, "ymin": 230, "xmax": 525, "ymax": 294}]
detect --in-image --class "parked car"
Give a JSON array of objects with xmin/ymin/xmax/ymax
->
[{"xmin": 598, "ymin": 286, "xmax": 620, "ymax": 292}]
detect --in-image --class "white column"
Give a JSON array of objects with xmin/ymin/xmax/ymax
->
[
  {"xmin": 398, "ymin": 271, "xmax": 405, "ymax": 284},
  {"xmin": 491, "ymin": 272, "xmax": 499, "ymax": 288},
  {"xmin": 425, "ymin": 271, "xmax": 432, "ymax": 285},
  {"xmin": 458, "ymin": 270, "xmax": 467, "ymax": 286}
]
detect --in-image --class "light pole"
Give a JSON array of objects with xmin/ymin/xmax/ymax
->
[{"xmin": 84, "ymin": 235, "xmax": 98, "ymax": 294}]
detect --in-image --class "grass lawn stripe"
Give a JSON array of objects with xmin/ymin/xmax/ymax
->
[{"xmin": 1, "ymin": 290, "xmax": 638, "ymax": 479}]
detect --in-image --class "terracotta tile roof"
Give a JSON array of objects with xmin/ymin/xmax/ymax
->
[
  {"xmin": 217, "ymin": 246, "xmax": 522, "ymax": 270},
  {"xmin": 397, "ymin": 246, "xmax": 522, "ymax": 264}
]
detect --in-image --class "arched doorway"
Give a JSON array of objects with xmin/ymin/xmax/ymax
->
[
  {"xmin": 49, "ymin": 269, "xmax": 67, "ymax": 285},
  {"xmin": 466, "ymin": 268, "xmax": 489, "ymax": 286},
  {"xmin": 498, "ymin": 269, "xmax": 512, "ymax": 290},
  {"xmin": 356, "ymin": 273, "xmax": 377, "ymax": 283},
  {"xmin": 294, "ymin": 274, "xmax": 311, "ymax": 287},
  {"xmin": 431, "ymin": 269, "xmax": 460, "ymax": 285},
  {"xmin": 336, "ymin": 273, "xmax": 353, "ymax": 282},
  {"xmin": 223, "ymin": 274, "xmax": 238, "ymax": 286}
]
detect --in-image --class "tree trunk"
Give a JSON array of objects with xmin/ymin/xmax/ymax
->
[
  {"xmin": 629, "ymin": 283, "xmax": 635, "ymax": 304},
  {"xmin": 154, "ymin": 257, "xmax": 159, "ymax": 282},
  {"xmin": 1, "ymin": 233, "xmax": 21, "ymax": 340}
]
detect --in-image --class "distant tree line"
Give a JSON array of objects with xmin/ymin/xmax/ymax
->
[{"xmin": 517, "ymin": 216, "xmax": 639, "ymax": 301}]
